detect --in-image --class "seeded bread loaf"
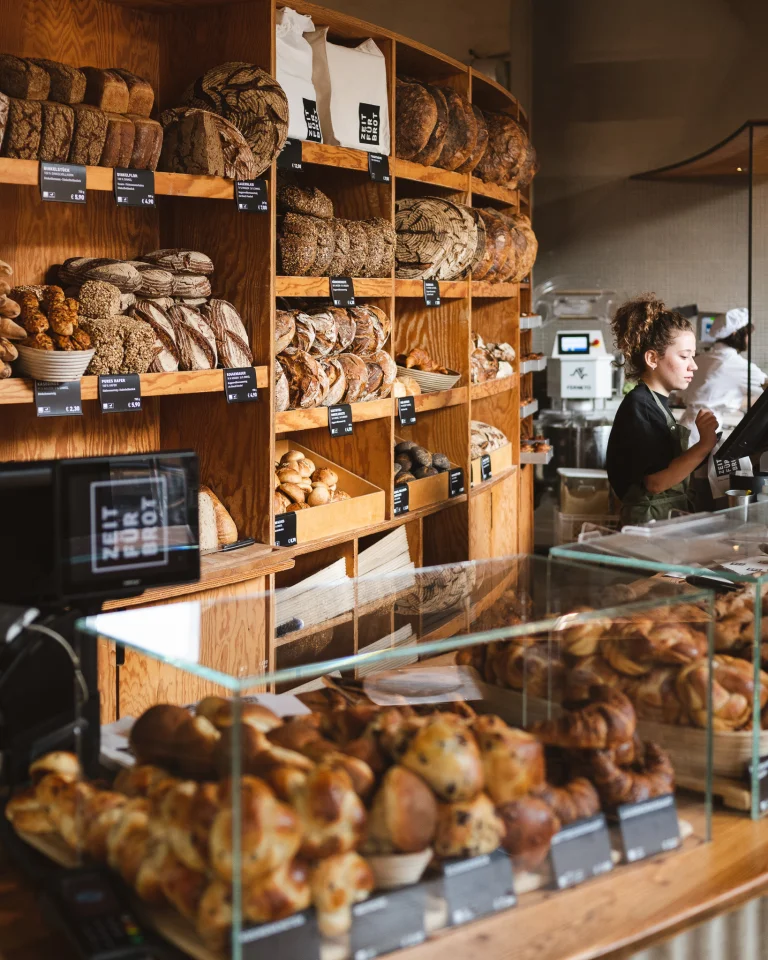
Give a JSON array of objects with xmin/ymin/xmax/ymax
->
[
  {"xmin": 0, "ymin": 92, "xmax": 9, "ymax": 148},
  {"xmin": 0, "ymin": 55, "xmax": 50, "ymax": 100},
  {"xmin": 69, "ymin": 103, "xmax": 108, "ymax": 165},
  {"xmin": 340, "ymin": 220, "xmax": 368, "ymax": 278},
  {"xmin": 127, "ymin": 115, "xmax": 162, "ymax": 171},
  {"xmin": 2, "ymin": 98, "xmax": 42, "ymax": 159},
  {"xmin": 99, "ymin": 113, "xmax": 135, "ymax": 168},
  {"xmin": 29, "ymin": 60, "xmax": 86, "ymax": 104},
  {"xmin": 38, "ymin": 101, "xmax": 75, "ymax": 162},
  {"xmin": 328, "ymin": 219, "xmax": 350, "ymax": 277},
  {"xmin": 81, "ymin": 67, "xmax": 129, "ymax": 114},
  {"xmin": 111, "ymin": 69, "xmax": 154, "ymax": 117},
  {"xmin": 307, "ymin": 216, "xmax": 335, "ymax": 277},
  {"xmin": 277, "ymin": 181, "xmax": 334, "ymax": 219},
  {"xmin": 279, "ymin": 214, "xmax": 317, "ymax": 276}
]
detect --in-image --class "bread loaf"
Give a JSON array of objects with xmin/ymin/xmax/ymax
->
[
  {"xmin": 128, "ymin": 115, "xmax": 162, "ymax": 171},
  {"xmin": 111, "ymin": 69, "xmax": 154, "ymax": 117},
  {"xmin": 85, "ymin": 261, "xmax": 142, "ymax": 293},
  {"xmin": 201, "ymin": 299, "xmax": 253, "ymax": 368},
  {"xmin": 320, "ymin": 357, "xmax": 347, "ymax": 406},
  {"xmin": 395, "ymin": 78, "xmax": 435, "ymax": 160},
  {"xmin": 171, "ymin": 274, "xmax": 212, "ymax": 299},
  {"xmin": 199, "ymin": 490, "xmax": 218, "ymax": 553},
  {"xmin": 29, "ymin": 60, "xmax": 85, "ymax": 104},
  {"xmin": 350, "ymin": 304, "xmax": 389, "ymax": 355},
  {"xmin": 411, "ymin": 85, "xmax": 448, "ymax": 166},
  {"xmin": 363, "ymin": 217, "xmax": 395, "ymax": 278},
  {"xmin": 132, "ymin": 300, "xmax": 179, "ymax": 373},
  {"xmin": 167, "ymin": 305, "xmax": 217, "ymax": 370},
  {"xmin": 329, "ymin": 307, "xmax": 355, "ymax": 353},
  {"xmin": 395, "ymin": 196, "xmax": 478, "ymax": 280},
  {"xmin": 200, "ymin": 485, "xmax": 238, "ymax": 545},
  {"xmin": 279, "ymin": 350, "xmax": 329, "ymax": 408},
  {"xmin": 69, "ymin": 103, "xmax": 108, "ymax": 165},
  {"xmin": 456, "ymin": 104, "xmax": 488, "ymax": 174},
  {"xmin": 274, "ymin": 360, "xmax": 290, "ymax": 412},
  {"xmin": 141, "ymin": 249, "xmax": 214, "ymax": 276},
  {"xmin": 363, "ymin": 765, "xmax": 437, "ymax": 854},
  {"xmin": 81, "ymin": 67, "xmax": 129, "ymax": 113},
  {"xmin": 328, "ymin": 219, "xmax": 350, "ymax": 277},
  {"xmin": 435, "ymin": 89, "xmax": 477, "ymax": 171},
  {"xmin": 99, "ymin": 113, "xmax": 135, "ymax": 168},
  {"xmin": 307, "ymin": 216, "xmax": 335, "ymax": 277},
  {"xmin": 0, "ymin": 55, "xmax": 50, "ymax": 100},
  {"xmin": 2, "ymin": 98, "xmax": 42, "ymax": 159},
  {"xmin": 339, "ymin": 220, "xmax": 368, "ymax": 277},
  {"xmin": 277, "ymin": 181, "xmax": 333, "ymax": 218},
  {"xmin": 159, "ymin": 107, "xmax": 258, "ymax": 180},
  {"xmin": 475, "ymin": 110, "xmax": 537, "ymax": 187},
  {"xmin": 81, "ymin": 315, "xmax": 158, "ymax": 375},
  {"xmin": 336, "ymin": 353, "xmax": 368, "ymax": 402},
  {"xmin": 0, "ymin": 93, "xmax": 9, "ymax": 150},
  {"xmin": 38, "ymin": 101, "xmax": 74, "ymax": 162},
  {"xmin": 279, "ymin": 214, "xmax": 317, "ymax": 276},
  {"xmin": 275, "ymin": 309, "xmax": 297, "ymax": 355},
  {"xmin": 305, "ymin": 309, "xmax": 337, "ymax": 357}
]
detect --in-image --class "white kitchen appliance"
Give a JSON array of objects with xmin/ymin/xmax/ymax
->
[{"xmin": 547, "ymin": 330, "xmax": 614, "ymax": 412}]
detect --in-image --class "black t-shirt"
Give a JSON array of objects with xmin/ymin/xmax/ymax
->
[{"xmin": 606, "ymin": 382, "xmax": 677, "ymax": 500}]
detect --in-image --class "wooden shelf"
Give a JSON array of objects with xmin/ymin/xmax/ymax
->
[
  {"xmin": 395, "ymin": 279, "xmax": 468, "ymax": 299},
  {"xmin": 0, "ymin": 367, "xmax": 268, "ymax": 406},
  {"xmin": 276, "ymin": 276, "xmax": 393, "ymax": 297},
  {"xmin": 393, "ymin": 158, "xmax": 468, "ymax": 191},
  {"xmin": 413, "ymin": 386, "xmax": 467, "ymax": 412},
  {"xmin": 0, "ymin": 157, "xmax": 234, "ymax": 199},
  {"xmin": 301, "ymin": 142, "xmax": 376, "ymax": 173},
  {"xmin": 471, "ymin": 375, "xmax": 517, "ymax": 400},
  {"xmin": 471, "ymin": 280, "xmax": 519, "ymax": 298},
  {"xmin": 276, "ymin": 397, "xmax": 393, "ymax": 433},
  {"xmin": 471, "ymin": 176, "xmax": 519, "ymax": 206},
  {"xmin": 470, "ymin": 463, "xmax": 518, "ymax": 497}
]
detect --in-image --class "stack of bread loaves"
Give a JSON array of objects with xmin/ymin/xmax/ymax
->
[
  {"xmin": 470, "ymin": 420, "xmax": 509, "ymax": 459},
  {"xmin": 0, "ymin": 54, "xmax": 161, "ymax": 168}
]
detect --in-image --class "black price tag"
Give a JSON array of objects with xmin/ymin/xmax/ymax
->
[
  {"xmin": 113, "ymin": 168, "xmax": 155, "ymax": 207},
  {"xmin": 329, "ymin": 276, "xmax": 356, "ymax": 306},
  {"xmin": 423, "ymin": 279, "xmax": 441, "ymax": 307},
  {"xmin": 350, "ymin": 887, "xmax": 426, "ymax": 960},
  {"xmin": 393, "ymin": 482, "xmax": 409, "ymax": 516},
  {"xmin": 239, "ymin": 908, "xmax": 319, "ymax": 960},
  {"xmin": 368, "ymin": 152, "xmax": 390, "ymax": 183},
  {"xmin": 549, "ymin": 814, "xmax": 614, "ymax": 890},
  {"xmin": 98, "ymin": 374, "xmax": 141, "ymax": 413},
  {"xmin": 277, "ymin": 138, "xmax": 303, "ymax": 171},
  {"xmin": 235, "ymin": 178, "xmax": 268, "ymax": 213},
  {"xmin": 40, "ymin": 161, "xmax": 86, "ymax": 203},
  {"xmin": 224, "ymin": 367, "xmax": 258, "ymax": 403},
  {"xmin": 397, "ymin": 395, "xmax": 416, "ymax": 426},
  {"xmin": 480, "ymin": 453, "xmax": 492, "ymax": 481},
  {"xmin": 618, "ymin": 794, "xmax": 681, "ymax": 864},
  {"xmin": 449, "ymin": 467, "xmax": 465, "ymax": 497},
  {"xmin": 34, "ymin": 379, "xmax": 83, "ymax": 417},
  {"xmin": 442, "ymin": 849, "xmax": 516, "ymax": 927},
  {"xmin": 747, "ymin": 756, "xmax": 768, "ymax": 813},
  {"xmin": 303, "ymin": 98, "xmax": 322, "ymax": 142},
  {"xmin": 328, "ymin": 403, "xmax": 353, "ymax": 437},
  {"xmin": 90, "ymin": 474, "xmax": 170, "ymax": 573},
  {"xmin": 274, "ymin": 511, "xmax": 298, "ymax": 548}
]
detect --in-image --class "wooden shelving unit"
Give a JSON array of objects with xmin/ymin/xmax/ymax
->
[{"xmin": 0, "ymin": 0, "xmax": 535, "ymax": 715}]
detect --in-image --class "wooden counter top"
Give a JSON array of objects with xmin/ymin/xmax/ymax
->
[{"xmin": 2, "ymin": 806, "xmax": 768, "ymax": 960}]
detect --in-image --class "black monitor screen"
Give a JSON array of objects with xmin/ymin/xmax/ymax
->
[
  {"xmin": 558, "ymin": 333, "xmax": 590, "ymax": 355},
  {"xmin": 715, "ymin": 387, "xmax": 768, "ymax": 463}
]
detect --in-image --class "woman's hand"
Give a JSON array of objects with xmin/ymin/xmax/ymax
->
[{"xmin": 695, "ymin": 408, "xmax": 719, "ymax": 451}]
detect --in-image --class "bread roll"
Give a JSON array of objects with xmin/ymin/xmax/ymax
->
[
  {"xmin": 310, "ymin": 852, "xmax": 374, "ymax": 937},
  {"xmin": 434, "ymin": 793, "xmax": 504, "ymax": 858},
  {"xmin": 472, "ymin": 716, "xmax": 544, "ymax": 805},
  {"xmin": 362, "ymin": 765, "xmax": 437, "ymax": 854},
  {"xmin": 292, "ymin": 764, "xmax": 366, "ymax": 859},
  {"xmin": 400, "ymin": 714, "xmax": 484, "ymax": 801}
]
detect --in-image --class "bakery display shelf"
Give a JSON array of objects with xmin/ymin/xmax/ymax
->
[
  {"xmin": 520, "ymin": 448, "xmax": 553, "ymax": 465},
  {"xmin": 471, "ymin": 280, "xmax": 519, "ymax": 298},
  {"xmin": 520, "ymin": 357, "xmax": 547, "ymax": 374},
  {"xmin": 399, "ymin": 467, "xmax": 456, "ymax": 512},
  {"xmin": 102, "ymin": 543, "xmax": 294, "ymax": 610},
  {"xmin": 0, "ymin": 367, "xmax": 269, "ymax": 406},
  {"xmin": 275, "ymin": 276, "xmax": 393, "ymax": 297},
  {"xmin": 470, "ymin": 440, "xmax": 514, "ymax": 487},
  {"xmin": 301, "ymin": 141, "xmax": 378, "ymax": 173},
  {"xmin": 470, "ymin": 375, "xmax": 517, "ymax": 400},
  {"xmin": 0, "ymin": 157, "xmax": 234, "ymax": 200},
  {"xmin": 275, "ymin": 397, "xmax": 393, "ymax": 434},
  {"xmin": 274, "ymin": 609, "xmax": 353, "ymax": 647},
  {"xmin": 520, "ymin": 399, "xmax": 539, "ymax": 418},
  {"xmin": 519, "ymin": 313, "xmax": 543, "ymax": 330},
  {"xmin": 394, "ymin": 278, "xmax": 469, "ymax": 299},
  {"xmin": 393, "ymin": 157, "xmax": 469, "ymax": 191},
  {"xmin": 470, "ymin": 176, "xmax": 520, "ymax": 206},
  {"xmin": 412, "ymin": 385, "xmax": 467, "ymax": 412}
]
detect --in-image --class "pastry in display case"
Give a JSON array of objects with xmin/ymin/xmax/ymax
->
[{"xmin": 3, "ymin": 556, "xmax": 713, "ymax": 960}]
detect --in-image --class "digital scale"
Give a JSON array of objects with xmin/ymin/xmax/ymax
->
[{"xmin": 547, "ymin": 330, "xmax": 614, "ymax": 411}]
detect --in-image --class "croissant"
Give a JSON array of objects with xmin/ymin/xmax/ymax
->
[
  {"xmin": 556, "ymin": 608, "xmax": 611, "ymax": 658},
  {"xmin": 82, "ymin": 792, "xmax": 130, "ymax": 861},
  {"xmin": 114, "ymin": 764, "xmax": 172, "ymax": 798},
  {"xmin": 134, "ymin": 835, "xmax": 171, "ymax": 905},
  {"xmin": 496, "ymin": 794, "xmax": 560, "ymax": 869},
  {"xmin": 107, "ymin": 803, "xmax": 152, "ymax": 887},
  {"xmin": 585, "ymin": 741, "xmax": 674, "ymax": 810},
  {"xmin": 4, "ymin": 787, "xmax": 56, "ymax": 834},
  {"xmin": 310, "ymin": 852, "xmax": 375, "ymax": 937},
  {"xmin": 532, "ymin": 684, "xmax": 636, "ymax": 750},
  {"xmin": 489, "ymin": 640, "xmax": 566, "ymax": 699},
  {"xmin": 400, "ymin": 713, "xmax": 485, "ymax": 802},
  {"xmin": 676, "ymin": 655, "xmax": 768, "ymax": 730},
  {"xmin": 160, "ymin": 850, "xmax": 207, "ymax": 920},
  {"xmin": 472, "ymin": 716, "xmax": 544, "ymax": 805},
  {"xmin": 533, "ymin": 777, "xmax": 600, "ymax": 827},
  {"xmin": 162, "ymin": 780, "xmax": 220, "ymax": 872},
  {"xmin": 599, "ymin": 616, "xmax": 657, "ymax": 677}
]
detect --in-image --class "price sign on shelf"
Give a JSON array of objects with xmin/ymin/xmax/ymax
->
[
  {"xmin": 448, "ymin": 467, "xmax": 465, "ymax": 497},
  {"xmin": 329, "ymin": 276, "xmax": 355, "ymax": 307},
  {"xmin": 393, "ymin": 482, "xmax": 409, "ymax": 516},
  {"xmin": 350, "ymin": 887, "xmax": 425, "ymax": 960},
  {"xmin": 423, "ymin": 279, "xmax": 441, "ymax": 307},
  {"xmin": 480, "ymin": 453, "xmax": 492, "ymax": 481},
  {"xmin": 224, "ymin": 367, "xmax": 258, "ymax": 403},
  {"xmin": 277, "ymin": 138, "xmax": 303, "ymax": 171},
  {"xmin": 113, "ymin": 168, "xmax": 155, "ymax": 207},
  {"xmin": 618, "ymin": 794, "xmax": 681, "ymax": 864},
  {"xmin": 442, "ymin": 850, "xmax": 516, "ymax": 927},
  {"xmin": 238, "ymin": 908, "xmax": 319, "ymax": 960},
  {"xmin": 40, "ymin": 162, "xmax": 86, "ymax": 203},
  {"xmin": 34, "ymin": 379, "xmax": 83, "ymax": 418},
  {"xmin": 368, "ymin": 152, "xmax": 390, "ymax": 183},
  {"xmin": 98, "ymin": 374, "xmax": 142, "ymax": 414},
  {"xmin": 747, "ymin": 755, "xmax": 768, "ymax": 813},
  {"xmin": 549, "ymin": 814, "xmax": 614, "ymax": 890},
  {"xmin": 274, "ymin": 511, "xmax": 297, "ymax": 548},
  {"xmin": 397, "ymin": 395, "xmax": 416, "ymax": 426},
  {"xmin": 234, "ymin": 178, "xmax": 268, "ymax": 213},
  {"xmin": 328, "ymin": 403, "xmax": 353, "ymax": 437}
]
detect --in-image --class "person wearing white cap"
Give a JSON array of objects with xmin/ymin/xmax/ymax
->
[{"xmin": 680, "ymin": 308, "xmax": 767, "ymax": 443}]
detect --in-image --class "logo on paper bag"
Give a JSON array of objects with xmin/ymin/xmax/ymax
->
[
  {"xmin": 359, "ymin": 103, "xmax": 380, "ymax": 145},
  {"xmin": 302, "ymin": 98, "xmax": 322, "ymax": 142}
]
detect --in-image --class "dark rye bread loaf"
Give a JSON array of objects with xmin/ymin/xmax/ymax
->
[
  {"xmin": 339, "ymin": 220, "xmax": 368, "ymax": 278},
  {"xmin": 99, "ymin": 113, "xmax": 135, "ymax": 168},
  {"xmin": 111, "ymin": 69, "xmax": 154, "ymax": 117},
  {"xmin": 68, "ymin": 103, "xmax": 108, "ymax": 165},
  {"xmin": 475, "ymin": 110, "xmax": 537, "ymax": 187},
  {"xmin": 39, "ymin": 101, "xmax": 75, "ymax": 162},
  {"xmin": 456, "ymin": 104, "xmax": 488, "ymax": 174},
  {"xmin": 435, "ymin": 89, "xmax": 477, "ymax": 171},
  {"xmin": 127, "ymin": 115, "xmax": 162, "ymax": 170},
  {"xmin": 0, "ymin": 55, "xmax": 49, "ymax": 100},
  {"xmin": 410, "ymin": 85, "xmax": 448, "ymax": 167},
  {"xmin": 29, "ymin": 60, "xmax": 85, "ymax": 104},
  {"xmin": 159, "ymin": 106, "xmax": 257, "ymax": 180},
  {"xmin": 395, "ymin": 78, "xmax": 435, "ymax": 160},
  {"xmin": 2, "ymin": 98, "xmax": 42, "ymax": 159},
  {"xmin": 306, "ymin": 216, "xmax": 335, "ymax": 277},
  {"xmin": 0, "ymin": 93, "xmax": 10, "ymax": 151},
  {"xmin": 81, "ymin": 68, "xmax": 129, "ymax": 114}
]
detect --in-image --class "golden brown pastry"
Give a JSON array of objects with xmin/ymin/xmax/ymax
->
[
  {"xmin": 243, "ymin": 858, "xmax": 312, "ymax": 925},
  {"xmin": 585, "ymin": 741, "xmax": 674, "ymax": 809},
  {"xmin": 197, "ymin": 881, "xmax": 232, "ymax": 951},
  {"xmin": 676, "ymin": 655, "xmax": 768, "ymax": 730},
  {"xmin": 310, "ymin": 852, "xmax": 375, "ymax": 937},
  {"xmin": 129, "ymin": 704, "xmax": 191, "ymax": 769},
  {"xmin": 216, "ymin": 723, "xmax": 314, "ymax": 780},
  {"xmin": 489, "ymin": 640, "xmax": 566, "ymax": 699},
  {"xmin": 4, "ymin": 787, "xmax": 55, "ymax": 834},
  {"xmin": 268, "ymin": 719, "xmax": 375, "ymax": 798},
  {"xmin": 114, "ymin": 764, "xmax": 172, "ymax": 799},
  {"xmin": 532, "ymin": 684, "xmax": 636, "ymax": 749},
  {"xmin": 134, "ymin": 835, "xmax": 171, "ymax": 905},
  {"xmin": 472, "ymin": 716, "xmax": 544, "ymax": 805},
  {"xmin": 174, "ymin": 714, "xmax": 222, "ymax": 779},
  {"xmin": 159, "ymin": 850, "xmax": 207, "ymax": 919},
  {"xmin": 400, "ymin": 713, "xmax": 484, "ymax": 802},
  {"xmin": 29, "ymin": 751, "xmax": 81, "ymax": 785},
  {"xmin": 292, "ymin": 764, "xmax": 366, "ymax": 859},
  {"xmin": 362, "ymin": 765, "xmax": 437, "ymax": 854},
  {"xmin": 622, "ymin": 667, "xmax": 687, "ymax": 725},
  {"xmin": 162, "ymin": 780, "xmax": 220, "ymax": 872},
  {"xmin": 564, "ymin": 656, "xmax": 622, "ymax": 702},
  {"xmin": 533, "ymin": 777, "xmax": 600, "ymax": 827},
  {"xmin": 82, "ymin": 791, "xmax": 130, "ymax": 861},
  {"xmin": 556, "ymin": 608, "xmax": 611, "ymax": 657},
  {"xmin": 107, "ymin": 803, "xmax": 151, "ymax": 886},
  {"xmin": 196, "ymin": 696, "xmax": 282, "ymax": 732},
  {"xmin": 496, "ymin": 794, "xmax": 560, "ymax": 869},
  {"xmin": 434, "ymin": 792, "xmax": 505, "ymax": 859}
]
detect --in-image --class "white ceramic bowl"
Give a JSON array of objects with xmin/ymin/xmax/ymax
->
[
  {"xmin": 396, "ymin": 365, "xmax": 460, "ymax": 393},
  {"xmin": 16, "ymin": 345, "xmax": 95, "ymax": 382}
]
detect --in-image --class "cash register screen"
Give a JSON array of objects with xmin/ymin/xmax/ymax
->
[
  {"xmin": 715, "ymin": 385, "xmax": 768, "ymax": 464},
  {"xmin": 558, "ymin": 333, "xmax": 590, "ymax": 355}
]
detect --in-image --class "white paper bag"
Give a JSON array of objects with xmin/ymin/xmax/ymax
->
[
  {"xmin": 276, "ymin": 6, "xmax": 323, "ymax": 142},
  {"xmin": 707, "ymin": 436, "xmax": 753, "ymax": 499},
  {"xmin": 306, "ymin": 27, "xmax": 391, "ymax": 154}
]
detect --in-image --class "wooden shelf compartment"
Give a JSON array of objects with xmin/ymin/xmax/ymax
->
[
  {"xmin": 471, "ymin": 375, "xmax": 517, "ymax": 400},
  {"xmin": 0, "ymin": 367, "xmax": 269, "ymax": 406},
  {"xmin": 471, "ymin": 280, "xmax": 520, "ymax": 298},
  {"xmin": 395, "ymin": 279, "xmax": 469, "ymax": 299},
  {"xmin": 471, "ymin": 176, "xmax": 519, "ymax": 206},
  {"xmin": 301, "ymin": 142, "xmax": 380, "ymax": 174},
  {"xmin": 412, "ymin": 386, "xmax": 467, "ymax": 412},
  {"xmin": 276, "ymin": 276, "xmax": 393, "ymax": 298},
  {"xmin": 470, "ymin": 440, "xmax": 514, "ymax": 487},
  {"xmin": 393, "ymin": 158, "xmax": 469, "ymax": 191},
  {"xmin": 276, "ymin": 397, "xmax": 393, "ymax": 434}
]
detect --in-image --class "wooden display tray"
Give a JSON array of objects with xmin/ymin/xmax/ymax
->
[
  {"xmin": 395, "ymin": 437, "xmax": 461, "ymax": 512},
  {"xmin": 275, "ymin": 439, "xmax": 385, "ymax": 544},
  {"xmin": 470, "ymin": 441, "xmax": 513, "ymax": 486},
  {"xmin": 276, "ymin": 398, "xmax": 392, "ymax": 434}
]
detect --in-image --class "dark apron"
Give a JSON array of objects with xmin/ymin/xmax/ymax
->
[{"xmin": 620, "ymin": 388, "xmax": 692, "ymax": 526}]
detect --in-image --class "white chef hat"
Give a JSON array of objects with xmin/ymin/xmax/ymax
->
[{"xmin": 710, "ymin": 307, "xmax": 749, "ymax": 339}]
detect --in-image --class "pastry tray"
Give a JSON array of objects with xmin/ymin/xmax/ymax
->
[
  {"xmin": 520, "ymin": 448, "xmax": 553, "ymax": 465},
  {"xmin": 520, "ymin": 357, "xmax": 547, "ymax": 375}
]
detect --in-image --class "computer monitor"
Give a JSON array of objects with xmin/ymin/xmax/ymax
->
[{"xmin": 714, "ymin": 386, "xmax": 768, "ymax": 465}]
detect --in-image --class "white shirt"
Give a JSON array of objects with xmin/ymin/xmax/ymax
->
[{"xmin": 680, "ymin": 343, "xmax": 767, "ymax": 443}]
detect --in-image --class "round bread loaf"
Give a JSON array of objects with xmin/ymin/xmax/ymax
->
[{"xmin": 395, "ymin": 78, "xmax": 436, "ymax": 160}]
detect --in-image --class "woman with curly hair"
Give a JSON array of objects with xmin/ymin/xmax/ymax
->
[{"xmin": 606, "ymin": 295, "xmax": 718, "ymax": 525}]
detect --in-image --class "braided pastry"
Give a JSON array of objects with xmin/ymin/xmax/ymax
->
[
  {"xmin": 532, "ymin": 684, "xmax": 636, "ymax": 749},
  {"xmin": 621, "ymin": 667, "xmax": 687, "ymax": 725},
  {"xmin": 489, "ymin": 640, "xmax": 566, "ymax": 699},
  {"xmin": 676, "ymin": 655, "xmax": 768, "ymax": 730},
  {"xmin": 585, "ymin": 741, "xmax": 674, "ymax": 809},
  {"xmin": 600, "ymin": 613, "xmax": 707, "ymax": 675},
  {"xmin": 565, "ymin": 655, "xmax": 622, "ymax": 702},
  {"xmin": 556, "ymin": 608, "xmax": 611, "ymax": 658},
  {"xmin": 533, "ymin": 777, "xmax": 600, "ymax": 826}
]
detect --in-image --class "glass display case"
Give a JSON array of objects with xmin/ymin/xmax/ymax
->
[
  {"xmin": 5, "ymin": 556, "xmax": 714, "ymax": 960},
  {"xmin": 552, "ymin": 502, "xmax": 768, "ymax": 819}
]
